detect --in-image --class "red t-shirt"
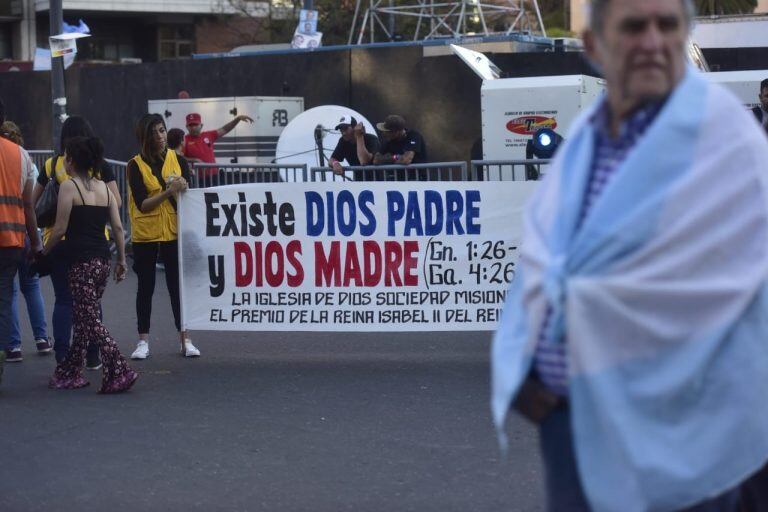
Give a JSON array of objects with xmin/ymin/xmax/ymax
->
[{"xmin": 183, "ymin": 130, "xmax": 219, "ymax": 177}]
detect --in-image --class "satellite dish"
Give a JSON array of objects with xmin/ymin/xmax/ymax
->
[
  {"xmin": 451, "ymin": 44, "xmax": 501, "ymax": 81},
  {"xmin": 275, "ymin": 105, "xmax": 377, "ymax": 182}
]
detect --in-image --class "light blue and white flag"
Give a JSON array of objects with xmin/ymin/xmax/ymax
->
[{"xmin": 492, "ymin": 69, "xmax": 768, "ymax": 512}]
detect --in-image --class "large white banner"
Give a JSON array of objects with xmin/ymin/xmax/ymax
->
[{"xmin": 178, "ymin": 182, "xmax": 535, "ymax": 332}]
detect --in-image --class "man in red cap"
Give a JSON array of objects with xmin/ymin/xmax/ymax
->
[{"xmin": 182, "ymin": 112, "xmax": 254, "ymax": 181}]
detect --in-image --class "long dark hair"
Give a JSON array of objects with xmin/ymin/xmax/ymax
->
[
  {"xmin": 135, "ymin": 113, "xmax": 166, "ymax": 162},
  {"xmin": 60, "ymin": 116, "xmax": 96, "ymax": 156},
  {"xmin": 66, "ymin": 136, "xmax": 104, "ymax": 190}
]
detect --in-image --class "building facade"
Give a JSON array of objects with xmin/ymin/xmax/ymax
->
[{"xmin": 0, "ymin": 0, "xmax": 294, "ymax": 63}]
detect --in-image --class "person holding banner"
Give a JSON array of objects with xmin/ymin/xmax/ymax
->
[
  {"xmin": 127, "ymin": 113, "xmax": 200, "ymax": 360},
  {"xmin": 44, "ymin": 136, "xmax": 136, "ymax": 393}
]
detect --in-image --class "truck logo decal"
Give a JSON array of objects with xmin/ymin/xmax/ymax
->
[
  {"xmin": 273, "ymin": 109, "xmax": 288, "ymax": 127},
  {"xmin": 506, "ymin": 116, "xmax": 557, "ymax": 135}
]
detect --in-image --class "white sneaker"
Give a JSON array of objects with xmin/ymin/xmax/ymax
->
[
  {"xmin": 131, "ymin": 340, "xmax": 150, "ymax": 360},
  {"xmin": 181, "ymin": 339, "xmax": 200, "ymax": 358}
]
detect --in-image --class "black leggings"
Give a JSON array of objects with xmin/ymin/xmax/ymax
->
[{"xmin": 132, "ymin": 240, "xmax": 181, "ymax": 334}]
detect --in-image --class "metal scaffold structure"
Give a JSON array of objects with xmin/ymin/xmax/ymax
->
[{"xmin": 348, "ymin": 0, "xmax": 547, "ymax": 44}]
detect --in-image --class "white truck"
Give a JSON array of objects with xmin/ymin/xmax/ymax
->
[
  {"xmin": 452, "ymin": 45, "xmax": 766, "ymax": 165},
  {"xmin": 692, "ymin": 14, "xmax": 768, "ymax": 50},
  {"xmin": 703, "ymin": 70, "xmax": 766, "ymax": 110},
  {"xmin": 481, "ymin": 74, "xmax": 605, "ymax": 161},
  {"xmin": 147, "ymin": 96, "xmax": 304, "ymax": 165}
]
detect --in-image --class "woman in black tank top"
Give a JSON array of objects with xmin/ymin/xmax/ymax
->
[{"xmin": 41, "ymin": 136, "xmax": 137, "ymax": 394}]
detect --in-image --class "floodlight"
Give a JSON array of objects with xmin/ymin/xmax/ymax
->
[
  {"xmin": 530, "ymin": 128, "xmax": 562, "ymax": 159},
  {"xmin": 525, "ymin": 127, "xmax": 564, "ymax": 180}
]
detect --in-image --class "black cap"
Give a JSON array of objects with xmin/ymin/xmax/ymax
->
[
  {"xmin": 335, "ymin": 116, "xmax": 357, "ymax": 131},
  {"xmin": 376, "ymin": 114, "xmax": 406, "ymax": 133}
]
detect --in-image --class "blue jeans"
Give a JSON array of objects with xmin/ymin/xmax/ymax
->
[
  {"xmin": 539, "ymin": 406, "xmax": 741, "ymax": 512},
  {"xmin": 0, "ymin": 249, "xmax": 22, "ymax": 352},
  {"xmin": 50, "ymin": 248, "xmax": 98, "ymax": 363},
  {"xmin": 8, "ymin": 248, "xmax": 47, "ymax": 349}
]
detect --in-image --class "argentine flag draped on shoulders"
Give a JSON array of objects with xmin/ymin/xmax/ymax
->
[{"xmin": 492, "ymin": 69, "xmax": 768, "ymax": 512}]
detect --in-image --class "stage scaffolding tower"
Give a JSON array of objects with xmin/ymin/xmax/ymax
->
[{"xmin": 348, "ymin": 0, "xmax": 547, "ymax": 44}]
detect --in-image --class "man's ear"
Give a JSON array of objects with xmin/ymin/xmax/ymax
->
[
  {"xmin": 583, "ymin": 29, "xmax": 597, "ymax": 65},
  {"xmin": 582, "ymin": 29, "xmax": 604, "ymax": 77}
]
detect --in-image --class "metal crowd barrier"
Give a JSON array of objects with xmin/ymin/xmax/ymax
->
[
  {"xmin": 191, "ymin": 163, "xmax": 307, "ymax": 187},
  {"xmin": 310, "ymin": 161, "xmax": 469, "ymax": 182},
  {"xmin": 27, "ymin": 150, "xmax": 55, "ymax": 174},
  {"xmin": 28, "ymin": 155, "xmax": 545, "ymax": 251},
  {"xmin": 104, "ymin": 159, "xmax": 131, "ymax": 253},
  {"xmin": 470, "ymin": 159, "xmax": 551, "ymax": 181},
  {"xmin": 104, "ymin": 159, "xmax": 131, "ymax": 242}
]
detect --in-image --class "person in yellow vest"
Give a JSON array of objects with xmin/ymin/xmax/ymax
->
[
  {"xmin": 127, "ymin": 113, "xmax": 200, "ymax": 359},
  {"xmin": 0, "ymin": 98, "xmax": 43, "ymax": 387},
  {"xmin": 32, "ymin": 116, "xmax": 122, "ymax": 367}
]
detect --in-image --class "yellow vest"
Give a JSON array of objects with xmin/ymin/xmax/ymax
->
[
  {"xmin": 42, "ymin": 156, "xmax": 110, "ymax": 244},
  {"xmin": 128, "ymin": 151, "xmax": 181, "ymax": 243}
]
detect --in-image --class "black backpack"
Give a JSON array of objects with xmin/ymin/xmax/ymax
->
[{"xmin": 35, "ymin": 155, "xmax": 60, "ymax": 228}]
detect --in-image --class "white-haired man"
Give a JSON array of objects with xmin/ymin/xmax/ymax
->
[{"xmin": 492, "ymin": 1, "xmax": 768, "ymax": 510}]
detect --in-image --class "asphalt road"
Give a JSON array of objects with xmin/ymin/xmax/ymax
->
[{"xmin": 0, "ymin": 271, "xmax": 543, "ymax": 512}]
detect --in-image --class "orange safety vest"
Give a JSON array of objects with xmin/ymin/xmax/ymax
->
[{"xmin": 0, "ymin": 138, "xmax": 25, "ymax": 249}]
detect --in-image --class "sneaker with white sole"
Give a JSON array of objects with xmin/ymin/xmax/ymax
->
[
  {"xmin": 131, "ymin": 340, "xmax": 149, "ymax": 360},
  {"xmin": 35, "ymin": 338, "xmax": 53, "ymax": 354},
  {"xmin": 181, "ymin": 340, "xmax": 200, "ymax": 358},
  {"xmin": 5, "ymin": 348, "xmax": 22, "ymax": 362}
]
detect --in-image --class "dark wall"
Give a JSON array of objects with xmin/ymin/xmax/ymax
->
[
  {"xmin": 76, "ymin": 50, "xmax": 351, "ymax": 161},
  {"xmin": 0, "ymin": 71, "xmax": 52, "ymax": 150},
  {"xmin": 350, "ymin": 46, "xmax": 486, "ymax": 165},
  {"xmin": 2, "ymin": 45, "xmax": 764, "ymax": 162},
  {"xmin": 493, "ymin": 51, "xmax": 595, "ymax": 77},
  {"xmin": 702, "ymin": 48, "xmax": 768, "ymax": 72}
]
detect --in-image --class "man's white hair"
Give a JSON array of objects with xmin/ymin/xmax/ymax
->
[{"xmin": 589, "ymin": 0, "xmax": 696, "ymax": 33}]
